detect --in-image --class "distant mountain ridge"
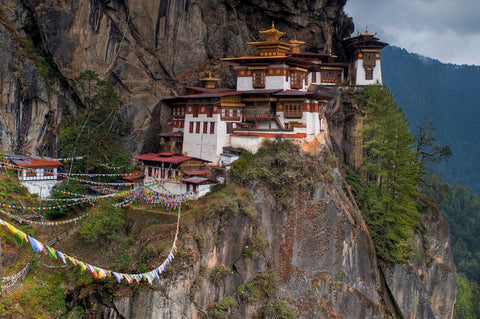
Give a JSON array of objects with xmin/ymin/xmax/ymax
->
[{"xmin": 382, "ymin": 46, "xmax": 480, "ymax": 194}]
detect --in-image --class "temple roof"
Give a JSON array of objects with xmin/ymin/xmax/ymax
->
[
  {"xmin": 6, "ymin": 154, "xmax": 63, "ymax": 168},
  {"xmin": 342, "ymin": 28, "xmax": 388, "ymax": 53},
  {"xmin": 135, "ymin": 152, "xmax": 211, "ymax": 164}
]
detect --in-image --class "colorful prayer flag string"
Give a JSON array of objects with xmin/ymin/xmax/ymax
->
[
  {"xmin": 0, "ymin": 206, "xmax": 181, "ymax": 285},
  {"xmin": 0, "ymin": 209, "xmax": 88, "ymax": 226}
]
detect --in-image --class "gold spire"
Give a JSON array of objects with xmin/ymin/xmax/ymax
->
[
  {"xmin": 200, "ymin": 72, "xmax": 219, "ymax": 82},
  {"xmin": 260, "ymin": 21, "xmax": 285, "ymax": 41},
  {"xmin": 200, "ymin": 72, "xmax": 219, "ymax": 89},
  {"xmin": 361, "ymin": 26, "xmax": 376, "ymax": 36}
]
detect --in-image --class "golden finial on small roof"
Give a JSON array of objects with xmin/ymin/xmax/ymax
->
[
  {"xmin": 289, "ymin": 35, "xmax": 306, "ymax": 46},
  {"xmin": 200, "ymin": 71, "xmax": 219, "ymax": 82},
  {"xmin": 360, "ymin": 26, "xmax": 376, "ymax": 36},
  {"xmin": 260, "ymin": 21, "xmax": 285, "ymax": 41}
]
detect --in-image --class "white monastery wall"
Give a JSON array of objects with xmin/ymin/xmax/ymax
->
[
  {"xmin": 183, "ymin": 114, "xmax": 220, "ymax": 163},
  {"xmin": 265, "ymin": 76, "xmax": 289, "ymax": 90},
  {"xmin": 237, "ymin": 77, "xmax": 253, "ymax": 91},
  {"xmin": 354, "ymin": 59, "xmax": 383, "ymax": 85},
  {"xmin": 21, "ymin": 180, "xmax": 59, "ymax": 199}
]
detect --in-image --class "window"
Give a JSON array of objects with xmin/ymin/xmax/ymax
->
[
  {"xmin": 203, "ymin": 122, "xmax": 208, "ymax": 134},
  {"xmin": 221, "ymin": 108, "xmax": 240, "ymax": 120},
  {"xmin": 226, "ymin": 122, "xmax": 233, "ymax": 134},
  {"xmin": 189, "ymin": 122, "xmax": 194, "ymax": 133},
  {"xmin": 195, "ymin": 122, "xmax": 200, "ymax": 134},
  {"xmin": 365, "ymin": 67, "xmax": 373, "ymax": 80},
  {"xmin": 312, "ymin": 72, "xmax": 317, "ymax": 83},
  {"xmin": 252, "ymin": 70, "xmax": 265, "ymax": 88},
  {"xmin": 321, "ymin": 69, "xmax": 342, "ymax": 84},
  {"xmin": 291, "ymin": 71, "xmax": 303, "ymax": 89},
  {"xmin": 210, "ymin": 122, "xmax": 215, "ymax": 134},
  {"xmin": 363, "ymin": 52, "xmax": 376, "ymax": 66},
  {"xmin": 284, "ymin": 104, "xmax": 302, "ymax": 118},
  {"xmin": 193, "ymin": 106, "xmax": 198, "ymax": 117}
]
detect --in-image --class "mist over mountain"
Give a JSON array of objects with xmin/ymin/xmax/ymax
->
[{"xmin": 382, "ymin": 46, "xmax": 480, "ymax": 194}]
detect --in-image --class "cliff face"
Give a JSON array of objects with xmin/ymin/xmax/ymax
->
[
  {"xmin": 91, "ymin": 156, "xmax": 387, "ymax": 319},
  {"xmin": 78, "ymin": 147, "xmax": 455, "ymax": 319},
  {"xmin": 0, "ymin": 0, "xmax": 353, "ymax": 155}
]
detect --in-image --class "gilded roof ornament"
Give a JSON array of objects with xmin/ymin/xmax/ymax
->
[
  {"xmin": 361, "ymin": 26, "xmax": 376, "ymax": 36},
  {"xmin": 260, "ymin": 21, "xmax": 285, "ymax": 41},
  {"xmin": 289, "ymin": 36, "xmax": 306, "ymax": 46},
  {"xmin": 200, "ymin": 71, "xmax": 219, "ymax": 82}
]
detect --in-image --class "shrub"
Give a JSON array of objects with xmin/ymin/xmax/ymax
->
[
  {"xmin": 236, "ymin": 282, "xmax": 257, "ymax": 302},
  {"xmin": 208, "ymin": 298, "xmax": 237, "ymax": 319},
  {"xmin": 78, "ymin": 199, "xmax": 126, "ymax": 244},
  {"xmin": 232, "ymin": 139, "xmax": 323, "ymax": 200},
  {"xmin": 209, "ymin": 265, "xmax": 231, "ymax": 284},
  {"xmin": 262, "ymin": 300, "xmax": 296, "ymax": 319}
]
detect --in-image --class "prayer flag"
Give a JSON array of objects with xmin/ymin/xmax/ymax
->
[
  {"xmin": 56, "ymin": 250, "xmax": 67, "ymax": 263},
  {"xmin": 28, "ymin": 235, "xmax": 45, "ymax": 252},
  {"xmin": 46, "ymin": 246, "xmax": 58, "ymax": 259}
]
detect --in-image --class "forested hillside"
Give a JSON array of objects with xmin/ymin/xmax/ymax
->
[
  {"xmin": 382, "ymin": 46, "xmax": 480, "ymax": 194},
  {"xmin": 421, "ymin": 173, "xmax": 480, "ymax": 318}
]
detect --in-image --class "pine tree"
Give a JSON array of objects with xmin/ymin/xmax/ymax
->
[{"xmin": 356, "ymin": 85, "xmax": 422, "ymax": 263}]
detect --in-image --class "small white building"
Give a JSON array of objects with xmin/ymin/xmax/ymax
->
[
  {"xmin": 7, "ymin": 155, "xmax": 62, "ymax": 199},
  {"xmin": 134, "ymin": 152, "xmax": 217, "ymax": 197},
  {"xmin": 342, "ymin": 28, "xmax": 388, "ymax": 85}
]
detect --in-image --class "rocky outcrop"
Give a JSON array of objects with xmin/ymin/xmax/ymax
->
[
  {"xmin": 382, "ymin": 204, "xmax": 456, "ymax": 319},
  {"xmin": 91, "ymin": 160, "xmax": 387, "ymax": 319}
]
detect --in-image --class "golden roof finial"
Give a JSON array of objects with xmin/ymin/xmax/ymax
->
[
  {"xmin": 360, "ymin": 26, "xmax": 375, "ymax": 36},
  {"xmin": 260, "ymin": 21, "xmax": 285, "ymax": 41}
]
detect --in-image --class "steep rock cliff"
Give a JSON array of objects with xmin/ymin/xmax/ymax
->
[
  {"xmin": 85, "ymin": 148, "xmax": 387, "ymax": 319},
  {"xmin": 62, "ymin": 143, "xmax": 456, "ymax": 319}
]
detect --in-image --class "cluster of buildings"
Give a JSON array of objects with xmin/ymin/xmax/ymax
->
[{"xmin": 8, "ymin": 25, "xmax": 387, "ymax": 199}]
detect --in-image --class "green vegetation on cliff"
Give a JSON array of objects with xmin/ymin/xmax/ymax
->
[
  {"xmin": 58, "ymin": 70, "xmax": 131, "ymax": 173},
  {"xmin": 346, "ymin": 86, "xmax": 422, "ymax": 264}
]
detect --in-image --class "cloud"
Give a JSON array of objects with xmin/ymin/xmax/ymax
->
[{"xmin": 344, "ymin": 0, "xmax": 480, "ymax": 65}]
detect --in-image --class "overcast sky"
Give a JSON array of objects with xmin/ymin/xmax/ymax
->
[{"xmin": 344, "ymin": 0, "xmax": 480, "ymax": 66}]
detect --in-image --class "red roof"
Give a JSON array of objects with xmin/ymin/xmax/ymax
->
[
  {"xmin": 13, "ymin": 158, "xmax": 62, "ymax": 168},
  {"xmin": 179, "ymin": 176, "xmax": 213, "ymax": 184},
  {"xmin": 181, "ymin": 169, "xmax": 209, "ymax": 176},
  {"xmin": 134, "ymin": 152, "xmax": 210, "ymax": 164},
  {"xmin": 272, "ymin": 89, "xmax": 315, "ymax": 96},
  {"xmin": 164, "ymin": 90, "xmax": 241, "ymax": 101}
]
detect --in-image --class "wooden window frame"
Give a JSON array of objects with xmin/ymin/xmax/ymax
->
[
  {"xmin": 203, "ymin": 122, "xmax": 208, "ymax": 134},
  {"xmin": 365, "ymin": 67, "xmax": 373, "ymax": 80},
  {"xmin": 210, "ymin": 122, "xmax": 215, "ymax": 134},
  {"xmin": 189, "ymin": 122, "xmax": 194, "ymax": 133},
  {"xmin": 195, "ymin": 121, "xmax": 200, "ymax": 134},
  {"xmin": 291, "ymin": 71, "xmax": 303, "ymax": 89},
  {"xmin": 252, "ymin": 70, "xmax": 266, "ymax": 88},
  {"xmin": 284, "ymin": 104, "xmax": 303, "ymax": 118}
]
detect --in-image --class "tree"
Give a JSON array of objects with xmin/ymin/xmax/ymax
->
[
  {"xmin": 355, "ymin": 85, "xmax": 422, "ymax": 263},
  {"xmin": 58, "ymin": 71, "xmax": 130, "ymax": 173},
  {"xmin": 415, "ymin": 116, "xmax": 452, "ymax": 178}
]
